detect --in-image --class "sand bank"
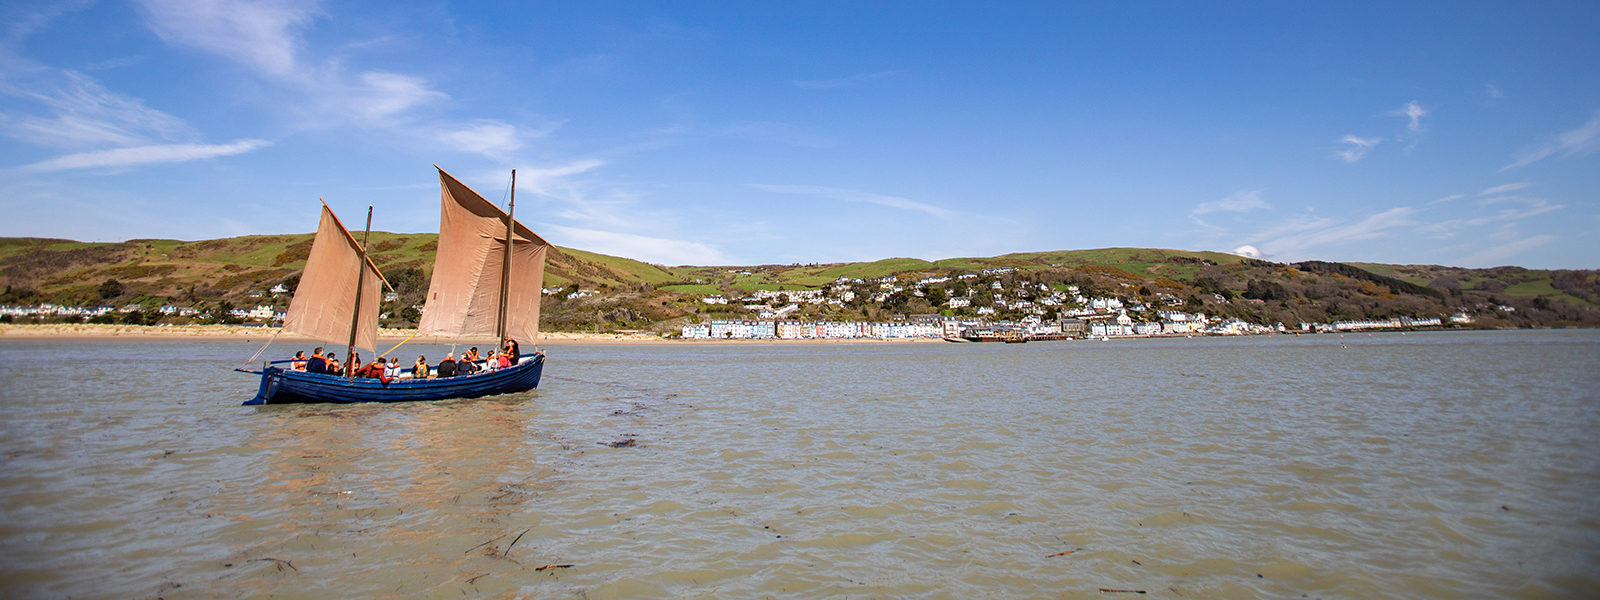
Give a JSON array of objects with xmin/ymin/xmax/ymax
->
[{"xmin": 0, "ymin": 323, "xmax": 940, "ymax": 345}]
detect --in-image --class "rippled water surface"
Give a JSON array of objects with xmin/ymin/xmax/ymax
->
[{"xmin": 1, "ymin": 330, "xmax": 1598, "ymax": 599}]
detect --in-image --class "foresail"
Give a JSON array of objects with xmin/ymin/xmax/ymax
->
[
  {"xmin": 418, "ymin": 167, "xmax": 549, "ymax": 341},
  {"xmin": 282, "ymin": 203, "xmax": 385, "ymax": 352}
]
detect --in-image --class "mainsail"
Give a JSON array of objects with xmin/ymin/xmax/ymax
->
[
  {"xmin": 417, "ymin": 167, "xmax": 550, "ymax": 341},
  {"xmin": 282, "ymin": 202, "xmax": 386, "ymax": 352}
]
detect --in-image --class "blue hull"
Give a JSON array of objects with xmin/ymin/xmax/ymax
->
[{"xmin": 244, "ymin": 353, "xmax": 544, "ymax": 405}]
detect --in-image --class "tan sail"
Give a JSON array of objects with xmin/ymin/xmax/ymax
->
[
  {"xmin": 418, "ymin": 167, "xmax": 550, "ymax": 341},
  {"xmin": 282, "ymin": 202, "xmax": 386, "ymax": 352}
]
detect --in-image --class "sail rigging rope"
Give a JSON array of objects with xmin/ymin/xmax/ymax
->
[
  {"xmin": 376, "ymin": 330, "xmax": 420, "ymax": 360},
  {"xmin": 239, "ymin": 328, "xmax": 283, "ymax": 369}
]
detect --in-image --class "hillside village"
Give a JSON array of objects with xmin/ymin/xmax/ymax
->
[
  {"xmin": 680, "ymin": 267, "xmax": 1458, "ymax": 340},
  {"xmin": 3, "ymin": 236, "xmax": 1597, "ymax": 335},
  {"xmin": 0, "ymin": 264, "xmax": 1469, "ymax": 341}
]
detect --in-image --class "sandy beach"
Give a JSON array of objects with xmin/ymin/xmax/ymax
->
[{"xmin": 0, "ymin": 323, "xmax": 940, "ymax": 345}]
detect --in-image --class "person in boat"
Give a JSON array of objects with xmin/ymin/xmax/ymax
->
[
  {"xmin": 437, "ymin": 354, "xmax": 458, "ymax": 378},
  {"xmin": 496, "ymin": 349, "xmax": 513, "ymax": 369},
  {"xmin": 481, "ymin": 351, "xmax": 499, "ymax": 372},
  {"xmin": 502, "ymin": 337, "xmax": 520, "ymax": 360},
  {"xmin": 306, "ymin": 347, "xmax": 327, "ymax": 374},
  {"xmin": 326, "ymin": 355, "xmax": 341, "ymax": 375},
  {"xmin": 467, "ymin": 347, "xmax": 481, "ymax": 363},
  {"xmin": 352, "ymin": 359, "xmax": 386, "ymax": 381},
  {"xmin": 413, "ymin": 355, "xmax": 430, "ymax": 379},
  {"xmin": 456, "ymin": 353, "xmax": 477, "ymax": 375},
  {"xmin": 291, "ymin": 351, "xmax": 307, "ymax": 371},
  {"xmin": 383, "ymin": 357, "xmax": 402, "ymax": 380},
  {"xmin": 349, "ymin": 354, "xmax": 362, "ymax": 376}
]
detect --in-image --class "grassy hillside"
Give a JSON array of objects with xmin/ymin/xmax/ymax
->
[
  {"xmin": 3, "ymin": 235, "xmax": 1597, "ymax": 330},
  {"xmin": 0, "ymin": 234, "xmax": 680, "ymax": 307}
]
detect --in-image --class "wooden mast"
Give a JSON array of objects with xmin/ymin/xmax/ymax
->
[
  {"xmin": 495, "ymin": 169, "xmax": 515, "ymax": 342},
  {"xmin": 346, "ymin": 205, "xmax": 373, "ymax": 376}
]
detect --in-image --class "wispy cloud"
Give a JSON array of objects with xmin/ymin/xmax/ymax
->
[
  {"xmin": 1190, "ymin": 189, "xmax": 1268, "ymax": 226},
  {"xmin": 1479, "ymin": 182, "xmax": 1529, "ymax": 196},
  {"xmin": 1485, "ymin": 83, "xmax": 1504, "ymax": 101},
  {"xmin": 722, "ymin": 121, "xmax": 833, "ymax": 148},
  {"xmin": 347, "ymin": 72, "xmax": 446, "ymax": 123},
  {"xmin": 135, "ymin": 0, "xmax": 318, "ymax": 79},
  {"xmin": 436, "ymin": 120, "xmax": 524, "ymax": 159},
  {"xmin": 753, "ymin": 184, "xmax": 951, "ymax": 219},
  {"xmin": 1388, "ymin": 100, "xmax": 1428, "ymax": 153},
  {"xmin": 519, "ymin": 159, "xmax": 606, "ymax": 195},
  {"xmin": 16, "ymin": 138, "xmax": 270, "ymax": 172},
  {"xmin": 540, "ymin": 224, "xmax": 728, "ymax": 266},
  {"xmin": 1336, "ymin": 135, "xmax": 1380, "ymax": 163},
  {"xmin": 1454, "ymin": 233, "xmax": 1556, "ymax": 267},
  {"xmin": 1298, "ymin": 206, "xmax": 1416, "ymax": 247},
  {"xmin": 137, "ymin": 0, "xmax": 450, "ymax": 130},
  {"xmin": 1418, "ymin": 198, "xmax": 1564, "ymax": 237},
  {"xmin": 1243, "ymin": 207, "xmax": 1416, "ymax": 260},
  {"xmin": 0, "ymin": 70, "xmax": 194, "ymax": 149},
  {"xmin": 791, "ymin": 70, "xmax": 902, "ymax": 90},
  {"xmin": 1503, "ymin": 110, "xmax": 1600, "ymax": 171},
  {"xmin": 1, "ymin": 1, "xmax": 91, "ymax": 48},
  {"xmin": 1393, "ymin": 100, "xmax": 1427, "ymax": 133}
]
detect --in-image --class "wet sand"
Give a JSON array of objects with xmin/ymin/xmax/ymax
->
[{"xmin": 0, "ymin": 323, "xmax": 940, "ymax": 345}]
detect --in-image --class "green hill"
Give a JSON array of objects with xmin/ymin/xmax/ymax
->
[{"xmin": 2, "ymin": 235, "xmax": 1596, "ymax": 331}]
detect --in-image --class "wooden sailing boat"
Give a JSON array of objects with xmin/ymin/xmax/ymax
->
[{"xmin": 243, "ymin": 167, "xmax": 548, "ymax": 405}]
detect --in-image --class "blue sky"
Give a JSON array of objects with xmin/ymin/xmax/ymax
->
[{"xmin": 1, "ymin": 1, "xmax": 1597, "ymax": 269}]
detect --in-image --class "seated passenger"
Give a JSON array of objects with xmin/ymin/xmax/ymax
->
[
  {"xmin": 291, "ymin": 351, "xmax": 307, "ymax": 371},
  {"xmin": 437, "ymin": 354, "xmax": 457, "ymax": 378},
  {"xmin": 383, "ymin": 357, "xmax": 402, "ymax": 380},
  {"xmin": 353, "ymin": 360, "xmax": 385, "ymax": 380},
  {"xmin": 456, "ymin": 353, "xmax": 477, "ymax": 375},
  {"xmin": 413, "ymin": 356, "xmax": 430, "ymax": 379},
  {"xmin": 306, "ymin": 347, "xmax": 327, "ymax": 374}
]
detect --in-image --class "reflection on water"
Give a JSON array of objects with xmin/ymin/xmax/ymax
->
[{"xmin": 1, "ymin": 330, "xmax": 1598, "ymax": 598}]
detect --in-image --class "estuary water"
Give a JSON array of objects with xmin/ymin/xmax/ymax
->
[{"xmin": 0, "ymin": 330, "xmax": 1597, "ymax": 599}]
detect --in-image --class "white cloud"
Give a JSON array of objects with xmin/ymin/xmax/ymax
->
[
  {"xmin": 1393, "ymin": 100, "xmax": 1427, "ymax": 133},
  {"xmin": 541, "ymin": 224, "xmax": 729, "ymax": 266},
  {"xmin": 436, "ymin": 121, "xmax": 524, "ymax": 158},
  {"xmin": 342, "ymin": 71, "xmax": 446, "ymax": 124},
  {"xmin": 753, "ymin": 184, "xmax": 951, "ymax": 219},
  {"xmin": 1336, "ymin": 135, "xmax": 1381, "ymax": 162},
  {"xmin": 1486, "ymin": 83, "xmax": 1504, "ymax": 101},
  {"xmin": 17, "ymin": 138, "xmax": 270, "ymax": 172},
  {"xmin": 135, "ymin": 0, "xmax": 318, "ymax": 79},
  {"xmin": 1479, "ymin": 182, "xmax": 1529, "ymax": 196},
  {"xmin": 522, "ymin": 159, "xmax": 605, "ymax": 184},
  {"xmin": 138, "ymin": 0, "xmax": 451, "ymax": 130},
  {"xmin": 1503, "ymin": 110, "xmax": 1600, "ymax": 171}
]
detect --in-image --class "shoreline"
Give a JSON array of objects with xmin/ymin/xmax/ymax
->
[{"xmin": 0, "ymin": 323, "xmax": 943, "ymax": 345}]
